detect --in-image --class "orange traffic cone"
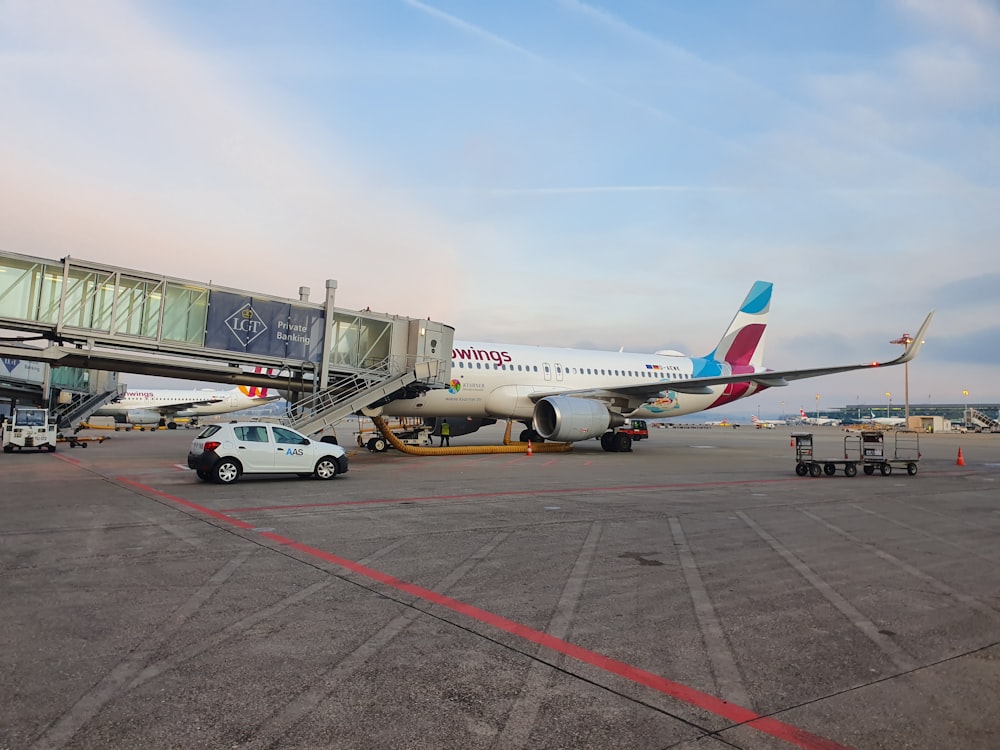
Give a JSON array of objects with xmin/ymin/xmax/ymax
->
[
  {"xmin": 526, "ymin": 440, "xmax": 533, "ymax": 457},
  {"xmin": 790, "ymin": 436, "xmax": 795, "ymax": 447},
  {"xmin": 956, "ymin": 447, "xmax": 965, "ymax": 466}
]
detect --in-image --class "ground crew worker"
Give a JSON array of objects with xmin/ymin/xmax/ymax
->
[{"xmin": 440, "ymin": 419, "xmax": 451, "ymax": 447}]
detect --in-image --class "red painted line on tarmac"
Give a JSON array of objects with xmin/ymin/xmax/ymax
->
[
  {"xmin": 117, "ymin": 477, "xmax": 257, "ymax": 529},
  {"xmin": 123, "ymin": 478, "xmax": 851, "ymax": 750},
  {"xmin": 221, "ymin": 477, "xmax": 802, "ymax": 513},
  {"xmin": 53, "ymin": 454, "xmax": 81, "ymax": 465}
]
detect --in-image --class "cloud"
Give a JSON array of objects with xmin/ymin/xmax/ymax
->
[
  {"xmin": 931, "ymin": 273, "xmax": 1000, "ymax": 308},
  {"xmin": 895, "ymin": 0, "xmax": 1000, "ymax": 48},
  {"xmin": 0, "ymin": 1, "xmax": 465, "ymax": 318}
]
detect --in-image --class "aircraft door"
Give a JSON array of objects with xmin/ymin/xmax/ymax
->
[{"xmin": 233, "ymin": 425, "xmax": 274, "ymax": 471}]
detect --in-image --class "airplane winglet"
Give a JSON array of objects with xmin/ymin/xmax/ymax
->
[{"xmin": 886, "ymin": 311, "xmax": 935, "ymax": 366}]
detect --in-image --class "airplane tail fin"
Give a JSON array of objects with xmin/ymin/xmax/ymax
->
[
  {"xmin": 237, "ymin": 385, "xmax": 279, "ymax": 400},
  {"xmin": 707, "ymin": 281, "xmax": 771, "ymax": 367}
]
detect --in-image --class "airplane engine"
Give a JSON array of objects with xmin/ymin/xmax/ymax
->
[
  {"xmin": 123, "ymin": 409, "xmax": 162, "ymax": 426},
  {"xmin": 533, "ymin": 397, "xmax": 625, "ymax": 442}
]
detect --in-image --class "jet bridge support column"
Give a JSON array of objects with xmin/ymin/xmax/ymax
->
[{"xmin": 320, "ymin": 279, "xmax": 338, "ymax": 391}]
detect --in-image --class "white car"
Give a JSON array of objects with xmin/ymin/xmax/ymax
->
[{"xmin": 187, "ymin": 422, "xmax": 348, "ymax": 484}]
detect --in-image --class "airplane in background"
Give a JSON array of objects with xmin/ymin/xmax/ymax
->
[
  {"xmin": 705, "ymin": 418, "xmax": 734, "ymax": 427},
  {"xmin": 90, "ymin": 385, "xmax": 281, "ymax": 429},
  {"xmin": 798, "ymin": 409, "xmax": 843, "ymax": 426},
  {"xmin": 374, "ymin": 281, "xmax": 933, "ymax": 452},
  {"xmin": 863, "ymin": 411, "xmax": 907, "ymax": 428},
  {"xmin": 751, "ymin": 415, "xmax": 786, "ymax": 429}
]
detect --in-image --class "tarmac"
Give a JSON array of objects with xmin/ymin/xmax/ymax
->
[{"xmin": 2, "ymin": 423, "xmax": 999, "ymax": 750}]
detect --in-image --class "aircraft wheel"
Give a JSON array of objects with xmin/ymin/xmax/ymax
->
[
  {"xmin": 795, "ymin": 462, "xmax": 809, "ymax": 476},
  {"xmin": 823, "ymin": 463, "xmax": 836, "ymax": 476},
  {"xmin": 863, "ymin": 465, "xmax": 875, "ymax": 475},
  {"xmin": 907, "ymin": 463, "xmax": 918, "ymax": 476},
  {"xmin": 213, "ymin": 459, "xmax": 242, "ymax": 484},
  {"xmin": 600, "ymin": 433, "xmax": 616, "ymax": 452},
  {"xmin": 880, "ymin": 463, "xmax": 892, "ymax": 476},
  {"xmin": 809, "ymin": 463, "xmax": 823, "ymax": 477},
  {"xmin": 615, "ymin": 433, "xmax": 632, "ymax": 452},
  {"xmin": 519, "ymin": 429, "xmax": 531, "ymax": 442},
  {"xmin": 844, "ymin": 463, "xmax": 857, "ymax": 477}
]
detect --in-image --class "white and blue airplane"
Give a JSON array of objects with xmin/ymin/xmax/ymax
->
[{"xmin": 377, "ymin": 281, "xmax": 934, "ymax": 451}]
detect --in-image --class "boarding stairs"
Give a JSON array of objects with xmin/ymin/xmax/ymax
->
[
  {"xmin": 283, "ymin": 359, "xmax": 440, "ymax": 437},
  {"xmin": 52, "ymin": 386, "xmax": 126, "ymax": 431},
  {"xmin": 965, "ymin": 408, "xmax": 1000, "ymax": 433}
]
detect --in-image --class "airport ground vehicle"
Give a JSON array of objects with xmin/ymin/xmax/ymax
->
[
  {"xmin": 792, "ymin": 430, "xmax": 920, "ymax": 477},
  {"xmin": 598, "ymin": 419, "xmax": 649, "ymax": 452},
  {"xmin": 2, "ymin": 407, "xmax": 58, "ymax": 453},
  {"xmin": 357, "ymin": 417, "xmax": 432, "ymax": 452},
  {"xmin": 187, "ymin": 422, "xmax": 348, "ymax": 484}
]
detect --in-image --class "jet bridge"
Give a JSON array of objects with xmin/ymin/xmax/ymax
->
[{"xmin": 0, "ymin": 250, "xmax": 453, "ymax": 431}]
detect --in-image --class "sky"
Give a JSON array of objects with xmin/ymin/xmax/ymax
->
[{"xmin": 1, "ymin": 0, "xmax": 998, "ymax": 415}]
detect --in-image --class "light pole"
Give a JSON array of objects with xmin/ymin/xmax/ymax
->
[
  {"xmin": 885, "ymin": 391, "xmax": 892, "ymax": 419},
  {"xmin": 963, "ymin": 389, "xmax": 969, "ymax": 425},
  {"xmin": 815, "ymin": 393, "xmax": 820, "ymax": 420},
  {"xmin": 890, "ymin": 333, "xmax": 913, "ymax": 420}
]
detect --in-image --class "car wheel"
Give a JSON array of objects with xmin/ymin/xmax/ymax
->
[
  {"xmin": 213, "ymin": 458, "xmax": 242, "ymax": 484},
  {"xmin": 906, "ymin": 463, "xmax": 918, "ymax": 476},
  {"xmin": 795, "ymin": 462, "xmax": 809, "ymax": 476},
  {"xmin": 880, "ymin": 463, "xmax": 892, "ymax": 476},
  {"xmin": 844, "ymin": 463, "xmax": 857, "ymax": 477},
  {"xmin": 196, "ymin": 469, "xmax": 211, "ymax": 481},
  {"xmin": 373, "ymin": 438, "xmax": 387, "ymax": 452},
  {"xmin": 314, "ymin": 456, "xmax": 339, "ymax": 480},
  {"xmin": 809, "ymin": 463, "xmax": 823, "ymax": 477},
  {"xmin": 823, "ymin": 463, "xmax": 836, "ymax": 476}
]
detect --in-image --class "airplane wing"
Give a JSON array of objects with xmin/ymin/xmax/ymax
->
[
  {"xmin": 153, "ymin": 398, "xmax": 222, "ymax": 416},
  {"xmin": 527, "ymin": 311, "xmax": 934, "ymax": 406}
]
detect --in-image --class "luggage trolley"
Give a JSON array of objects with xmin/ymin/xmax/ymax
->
[
  {"xmin": 860, "ymin": 430, "xmax": 920, "ymax": 476},
  {"xmin": 792, "ymin": 432, "xmax": 861, "ymax": 477}
]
